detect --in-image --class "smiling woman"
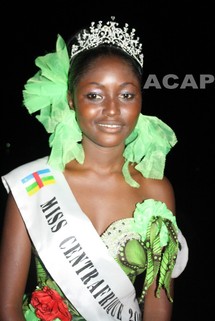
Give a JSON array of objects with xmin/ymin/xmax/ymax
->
[
  {"xmin": 0, "ymin": 17, "xmax": 188, "ymax": 321},
  {"xmin": 68, "ymin": 54, "xmax": 142, "ymax": 151}
]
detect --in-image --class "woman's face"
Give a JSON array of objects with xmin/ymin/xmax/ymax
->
[{"xmin": 70, "ymin": 55, "xmax": 142, "ymax": 149}]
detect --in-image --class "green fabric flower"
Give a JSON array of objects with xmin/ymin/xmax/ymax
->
[{"xmin": 133, "ymin": 199, "xmax": 178, "ymax": 246}]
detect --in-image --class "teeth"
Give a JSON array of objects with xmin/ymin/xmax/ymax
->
[{"xmin": 98, "ymin": 124, "xmax": 121, "ymax": 128}]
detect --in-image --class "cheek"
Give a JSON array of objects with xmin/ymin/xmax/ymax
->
[
  {"xmin": 75, "ymin": 107, "xmax": 96, "ymax": 128},
  {"xmin": 125, "ymin": 109, "xmax": 140, "ymax": 125},
  {"xmin": 126, "ymin": 111, "xmax": 141, "ymax": 135}
]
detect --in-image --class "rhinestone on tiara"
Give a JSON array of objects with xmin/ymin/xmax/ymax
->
[{"xmin": 70, "ymin": 17, "xmax": 144, "ymax": 67}]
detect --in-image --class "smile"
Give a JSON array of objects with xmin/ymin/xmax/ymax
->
[{"xmin": 98, "ymin": 123, "xmax": 122, "ymax": 128}]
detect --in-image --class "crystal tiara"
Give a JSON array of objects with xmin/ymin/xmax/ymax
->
[{"xmin": 70, "ymin": 17, "xmax": 144, "ymax": 67}]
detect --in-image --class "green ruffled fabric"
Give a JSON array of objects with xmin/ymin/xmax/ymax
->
[
  {"xmin": 23, "ymin": 34, "xmax": 69, "ymax": 128},
  {"xmin": 22, "ymin": 34, "xmax": 177, "ymax": 185},
  {"xmin": 23, "ymin": 35, "xmax": 84, "ymax": 170},
  {"xmin": 123, "ymin": 114, "xmax": 177, "ymax": 187}
]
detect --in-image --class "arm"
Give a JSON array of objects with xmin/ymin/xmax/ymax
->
[
  {"xmin": 142, "ymin": 279, "xmax": 174, "ymax": 321},
  {"xmin": 0, "ymin": 192, "xmax": 32, "ymax": 321},
  {"xmin": 142, "ymin": 176, "xmax": 176, "ymax": 321}
]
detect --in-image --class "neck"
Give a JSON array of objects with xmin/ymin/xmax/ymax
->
[{"xmin": 81, "ymin": 140, "xmax": 125, "ymax": 175}]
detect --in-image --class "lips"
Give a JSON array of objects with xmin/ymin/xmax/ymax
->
[
  {"xmin": 98, "ymin": 123, "xmax": 122, "ymax": 128},
  {"xmin": 96, "ymin": 121, "xmax": 124, "ymax": 132}
]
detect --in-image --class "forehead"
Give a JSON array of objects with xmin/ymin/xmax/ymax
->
[
  {"xmin": 81, "ymin": 60, "xmax": 137, "ymax": 89},
  {"xmin": 80, "ymin": 55, "xmax": 138, "ymax": 79}
]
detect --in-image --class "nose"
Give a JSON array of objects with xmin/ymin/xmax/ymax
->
[{"xmin": 102, "ymin": 98, "xmax": 120, "ymax": 117}]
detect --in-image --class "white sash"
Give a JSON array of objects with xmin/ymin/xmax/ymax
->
[{"xmin": 2, "ymin": 157, "xmax": 141, "ymax": 321}]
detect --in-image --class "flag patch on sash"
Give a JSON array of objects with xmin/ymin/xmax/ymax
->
[{"xmin": 22, "ymin": 168, "xmax": 55, "ymax": 196}]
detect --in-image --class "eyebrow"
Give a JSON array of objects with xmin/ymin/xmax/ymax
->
[{"xmin": 84, "ymin": 81, "xmax": 138, "ymax": 88}]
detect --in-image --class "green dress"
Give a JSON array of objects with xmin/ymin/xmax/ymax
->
[{"xmin": 23, "ymin": 199, "xmax": 182, "ymax": 321}]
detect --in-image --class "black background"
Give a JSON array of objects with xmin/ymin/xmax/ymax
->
[{"xmin": 0, "ymin": 1, "xmax": 214, "ymax": 320}]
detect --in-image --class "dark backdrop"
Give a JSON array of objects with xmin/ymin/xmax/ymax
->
[{"xmin": 0, "ymin": 1, "xmax": 214, "ymax": 320}]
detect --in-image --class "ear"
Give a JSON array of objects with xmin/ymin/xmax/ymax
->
[{"xmin": 67, "ymin": 91, "xmax": 75, "ymax": 110}]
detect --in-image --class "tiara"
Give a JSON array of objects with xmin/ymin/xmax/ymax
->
[{"xmin": 70, "ymin": 17, "xmax": 144, "ymax": 67}]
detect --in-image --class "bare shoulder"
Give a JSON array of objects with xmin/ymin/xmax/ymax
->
[{"xmin": 139, "ymin": 175, "xmax": 176, "ymax": 214}]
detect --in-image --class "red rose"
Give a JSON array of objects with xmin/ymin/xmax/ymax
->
[{"xmin": 31, "ymin": 286, "xmax": 72, "ymax": 321}]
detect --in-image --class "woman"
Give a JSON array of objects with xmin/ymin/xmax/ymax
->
[{"xmin": 0, "ymin": 17, "xmax": 188, "ymax": 321}]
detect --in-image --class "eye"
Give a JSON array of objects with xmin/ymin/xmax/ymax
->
[
  {"xmin": 86, "ymin": 92, "xmax": 103, "ymax": 101},
  {"xmin": 120, "ymin": 93, "xmax": 135, "ymax": 100}
]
